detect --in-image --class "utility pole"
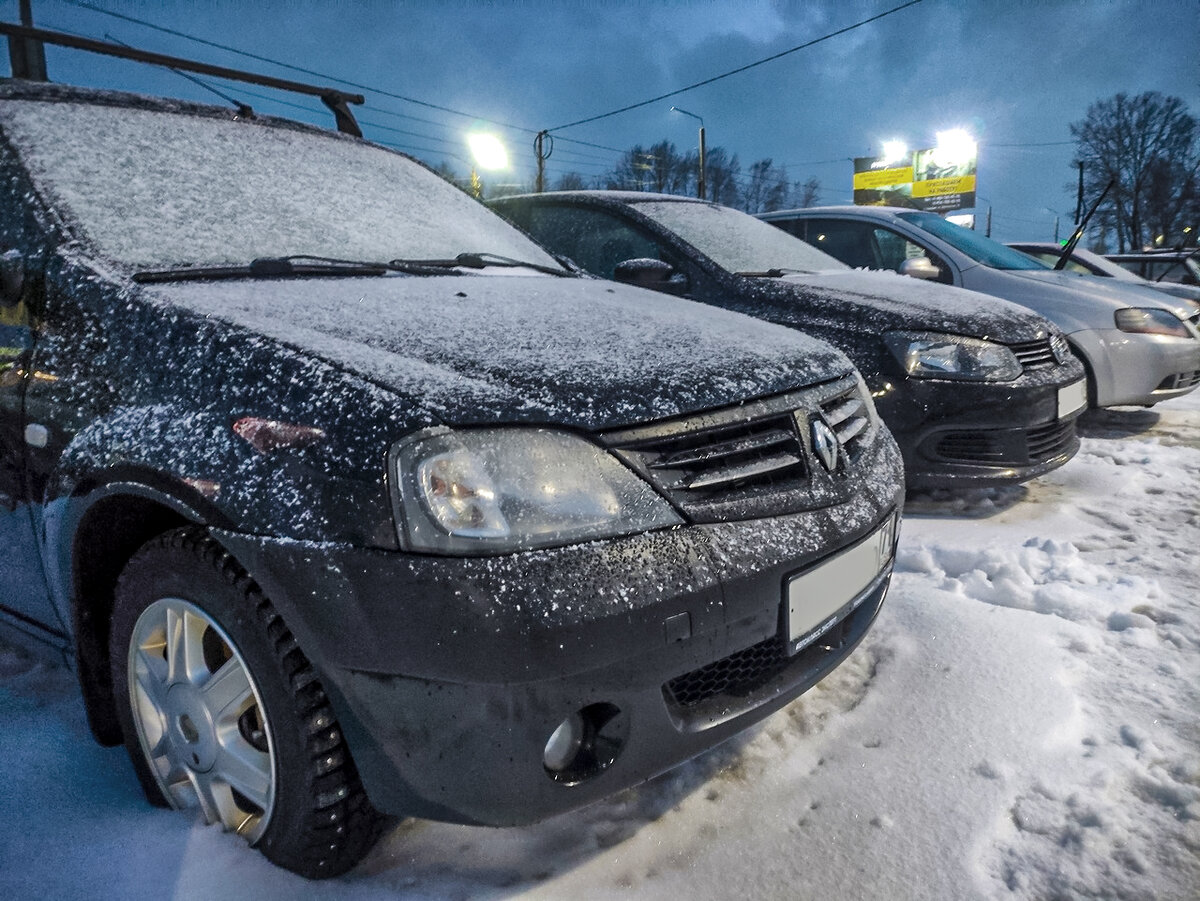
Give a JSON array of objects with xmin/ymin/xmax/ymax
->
[
  {"xmin": 671, "ymin": 106, "xmax": 706, "ymax": 200},
  {"xmin": 8, "ymin": 0, "xmax": 47, "ymax": 80},
  {"xmin": 534, "ymin": 130, "xmax": 552, "ymax": 193},
  {"xmin": 985, "ymin": 206, "xmax": 992, "ymax": 238}
]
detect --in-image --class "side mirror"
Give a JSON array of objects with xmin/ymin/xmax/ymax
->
[
  {"xmin": 0, "ymin": 249, "xmax": 24, "ymax": 307},
  {"xmin": 613, "ymin": 258, "xmax": 689, "ymax": 296},
  {"xmin": 898, "ymin": 256, "xmax": 940, "ymax": 280}
]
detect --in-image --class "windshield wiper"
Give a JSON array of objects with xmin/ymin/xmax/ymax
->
[
  {"xmin": 387, "ymin": 251, "xmax": 570, "ymax": 277},
  {"xmin": 134, "ymin": 255, "xmax": 392, "ymax": 283},
  {"xmin": 735, "ymin": 267, "xmax": 811, "ymax": 277},
  {"xmin": 1054, "ymin": 180, "xmax": 1115, "ymax": 271}
]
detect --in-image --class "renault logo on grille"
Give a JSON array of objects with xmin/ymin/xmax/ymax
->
[{"xmin": 810, "ymin": 418, "xmax": 840, "ymax": 473}]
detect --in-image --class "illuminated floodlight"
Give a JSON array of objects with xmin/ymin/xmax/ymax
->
[
  {"xmin": 881, "ymin": 140, "xmax": 908, "ymax": 165},
  {"xmin": 467, "ymin": 132, "xmax": 508, "ymax": 170},
  {"xmin": 934, "ymin": 129, "xmax": 977, "ymax": 166}
]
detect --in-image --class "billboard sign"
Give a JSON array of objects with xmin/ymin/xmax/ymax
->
[{"xmin": 854, "ymin": 145, "xmax": 976, "ymax": 213}]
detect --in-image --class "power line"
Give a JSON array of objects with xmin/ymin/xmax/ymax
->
[
  {"xmin": 548, "ymin": 0, "xmax": 925, "ymax": 132},
  {"xmin": 59, "ymin": 0, "xmax": 541, "ymax": 135}
]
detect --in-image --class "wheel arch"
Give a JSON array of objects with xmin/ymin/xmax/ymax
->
[{"xmin": 52, "ymin": 479, "xmax": 231, "ymax": 746}]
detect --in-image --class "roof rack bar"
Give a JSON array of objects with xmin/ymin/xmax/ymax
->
[{"xmin": 0, "ymin": 22, "xmax": 364, "ymax": 136}]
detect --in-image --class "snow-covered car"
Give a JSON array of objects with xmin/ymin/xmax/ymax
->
[
  {"xmin": 759, "ymin": 206, "xmax": 1200, "ymax": 408},
  {"xmin": 491, "ymin": 192, "xmax": 1087, "ymax": 490},
  {"xmin": 1007, "ymin": 241, "xmax": 1200, "ymax": 304},
  {"xmin": 0, "ymin": 83, "xmax": 905, "ymax": 877}
]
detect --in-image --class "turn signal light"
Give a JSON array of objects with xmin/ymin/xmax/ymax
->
[{"xmin": 232, "ymin": 417, "xmax": 325, "ymax": 454}]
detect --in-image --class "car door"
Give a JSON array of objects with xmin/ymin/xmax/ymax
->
[{"xmin": 0, "ymin": 164, "xmax": 62, "ymax": 639}]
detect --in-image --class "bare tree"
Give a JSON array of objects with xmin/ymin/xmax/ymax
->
[
  {"xmin": 703, "ymin": 147, "xmax": 741, "ymax": 205},
  {"xmin": 792, "ymin": 176, "xmax": 821, "ymax": 208},
  {"xmin": 741, "ymin": 159, "xmax": 789, "ymax": 213},
  {"xmin": 553, "ymin": 171, "xmax": 588, "ymax": 191},
  {"xmin": 1071, "ymin": 92, "xmax": 1199, "ymax": 250}
]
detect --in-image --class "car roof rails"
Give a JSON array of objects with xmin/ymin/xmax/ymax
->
[{"xmin": 0, "ymin": 22, "xmax": 364, "ymax": 136}]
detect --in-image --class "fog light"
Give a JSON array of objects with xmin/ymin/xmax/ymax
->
[
  {"xmin": 541, "ymin": 703, "xmax": 629, "ymax": 784},
  {"xmin": 543, "ymin": 712, "xmax": 586, "ymax": 773}
]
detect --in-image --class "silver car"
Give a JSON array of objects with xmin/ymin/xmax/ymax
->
[
  {"xmin": 1008, "ymin": 241, "xmax": 1200, "ymax": 304},
  {"xmin": 760, "ymin": 207, "xmax": 1200, "ymax": 408}
]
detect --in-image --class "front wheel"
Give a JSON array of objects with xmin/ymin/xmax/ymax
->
[{"xmin": 109, "ymin": 528, "xmax": 385, "ymax": 878}]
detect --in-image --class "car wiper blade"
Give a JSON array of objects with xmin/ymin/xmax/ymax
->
[
  {"xmin": 133, "ymin": 255, "xmax": 392, "ymax": 283},
  {"xmin": 735, "ymin": 267, "xmax": 810, "ymax": 277},
  {"xmin": 387, "ymin": 252, "xmax": 569, "ymax": 277}
]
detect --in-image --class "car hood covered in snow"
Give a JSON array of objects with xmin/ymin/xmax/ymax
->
[
  {"xmin": 767, "ymin": 268, "xmax": 1052, "ymax": 341},
  {"xmin": 145, "ymin": 274, "xmax": 853, "ymax": 431}
]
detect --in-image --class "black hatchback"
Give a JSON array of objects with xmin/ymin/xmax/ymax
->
[
  {"xmin": 0, "ymin": 83, "xmax": 904, "ymax": 876},
  {"xmin": 492, "ymin": 192, "xmax": 1088, "ymax": 489}
]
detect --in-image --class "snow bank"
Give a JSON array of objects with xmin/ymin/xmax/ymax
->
[{"xmin": 1, "ymin": 393, "xmax": 1197, "ymax": 899}]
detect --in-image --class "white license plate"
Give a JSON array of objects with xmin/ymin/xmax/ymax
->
[
  {"xmin": 1058, "ymin": 379, "xmax": 1087, "ymax": 418},
  {"xmin": 786, "ymin": 514, "xmax": 896, "ymax": 652}
]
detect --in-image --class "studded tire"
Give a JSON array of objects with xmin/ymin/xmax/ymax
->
[{"xmin": 109, "ymin": 527, "xmax": 386, "ymax": 878}]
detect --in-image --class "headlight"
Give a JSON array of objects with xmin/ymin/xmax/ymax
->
[
  {"xmin": 883, "ymin": 331, "xmax": 1022, "ymax": 381},
  {"xmin": 392, "ymin": 427, "xmax": 682, "ymax": 554},
  {"xmin": 1114, "ymin": 307, "xmax": 1190, "ymax": 337}
]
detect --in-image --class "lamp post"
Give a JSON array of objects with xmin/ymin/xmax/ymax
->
[
  {"xmin": 467, "ymin": 132, "xmax": 508, "ymax": 199},
  {"xmin": 670, "ymin": 106, "xmax": 706, "ymax": 200}
]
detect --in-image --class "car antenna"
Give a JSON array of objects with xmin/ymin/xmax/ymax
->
[
  {"xmin": 103, "ymin": 32, "xmax": 254, "ymax": 119},
  {"xmin": 1053, "ymin": 179, "xmax": 1115, "ymax": 271},
  {"xmin": 0, "ymin": 22, "xmax": 364, "ymax": 136}
]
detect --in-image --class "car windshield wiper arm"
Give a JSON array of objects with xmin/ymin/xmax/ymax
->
[
  {"xmin": 133, "ymin": 255, "xmax": 393, "ymax": 283},
  {"xmin": 388, "ymin": 252, "xmax": 569, "ymax": 277},
  {"xmin": 735, "ymin": 267, "xmax": 810, "ymax": 277}
]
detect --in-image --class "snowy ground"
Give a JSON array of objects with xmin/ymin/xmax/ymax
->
[{"xmin": 1, "ymin": 392, "xmax": 1197, "ymax": 901}]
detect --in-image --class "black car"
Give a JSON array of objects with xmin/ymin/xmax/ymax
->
[
  {"xmin": 491, "ymin": 192, "xmax": 1088, "ymax": 489},
  {"xmin": 0, "ymin": 83, "xmax": 904, "ymax": 877}
]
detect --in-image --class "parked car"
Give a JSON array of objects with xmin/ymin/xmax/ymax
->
[
  {"xmin": 0, "ymin": 82, "xmax": 906, "ymax": 877},
  {"xmin": 1008, "ymin": 241, "xmax": 1200, "ymax": 303},
  {"xmin": 492, "ymin": 191, "xmax": 1087, "ymax": 490},
  {"xmin": 1105, "ymin": 248, "xmax": 1200, "ymax": 289},
  {"xmin": 759, "ymin": 206, "xmax": 1200, "ymax": 408}
]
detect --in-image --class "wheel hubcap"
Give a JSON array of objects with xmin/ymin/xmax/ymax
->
[{"xmin": 127, "ymin": 597, "xmax": 276, "ymax": 841}]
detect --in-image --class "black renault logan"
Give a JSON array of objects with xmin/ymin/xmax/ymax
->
[{"xmin": 0, "ymin": 82, "xmax": 903, "ymax": 877}]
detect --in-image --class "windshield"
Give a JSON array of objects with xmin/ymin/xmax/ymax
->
[
  {"xmin": 632, "ymin": 200, "xmax": 848, "ymax": 274},
  {"xmin": 897, "ymin": 210, "xmax": 1046, "ymax": 270},
  {"xmin": 0, "ymin": 100, "xmax": 564, "ymax": 271}
]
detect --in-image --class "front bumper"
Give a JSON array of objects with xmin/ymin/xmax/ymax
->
[
  {"xmin": 1069, "ymin": 327, "xmax": 1200, "ymax": 407},
  {"xmin": 874, "ymin": 359, "xmax": 1086, "ymax": 489},
  {"xmin": 215, "ymin": 449, "xmax": 902, "ymax": 826}
]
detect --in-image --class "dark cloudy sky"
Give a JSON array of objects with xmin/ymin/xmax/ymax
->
[{"xmin": 8, "ymin": 0, "xmax": 1200, "ymax": 241}]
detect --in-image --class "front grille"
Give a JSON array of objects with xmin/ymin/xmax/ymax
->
[
  {"xmin": 1157, "ymin": 370, "xmax": 1200, "ymax": 391},
  {"xmin": 818, "ymin": 384, "xmax": 871, "ymax": 463},
  {"xmin": 603, "ymin": 375, "xmax": 873, "ymax": 521},
  {"xmin": 1026, "ymin": 419, "xmax": 1076, "ymax": 460},
  {"xmin": 935, "ymin": 432, "xmax": 1005, "ymax": 462},
  {"xmin": 665, "ymin": 634, "xmax": 790, "ymax": 709},
  {"xmin": 934, "ymin": 418, "xmax": 1077, "ymax": 465},
  {"xmin": 1010, "ymin": 338, "xmax": 1057, "ymax": 369},
  {"xmin": 618, "ymin": 413, "xmax": 807, "ymax": 502}
]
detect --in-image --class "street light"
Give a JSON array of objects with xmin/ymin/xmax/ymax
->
[
  {"xmin": 670, "ymin": 106, "xmax": 706, "ymax": 200},
  {"xmin": 881, "ymin": 140, "xmax": 908, "ymax": 165},
  {"xmin": 467, "ymin": 132, "xmax": 508, "ymax": 198}
]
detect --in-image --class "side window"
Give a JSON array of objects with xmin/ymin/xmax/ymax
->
[
  {"xmin": 870, "ymin": 226, "xmax": 953, "ymax": 285},
  {"xmin": 525, "ymin": 205, "xmax": 665, "ymax": 279},
  {"xmin": 803, "ymin": 219, "xmax": 878, "ymax": 268}
]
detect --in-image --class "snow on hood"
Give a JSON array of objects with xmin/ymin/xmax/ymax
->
[
  {"xmin": 776, "ymin": 268, "xmax": 1052, "ymax": 341},
  {"xmin": 144, "ymin": 274, "xmax": 853, "ymax": 431},
  {"xmin": 1007, "ymin": 268, "xmax": 1198, "ymax": 319}
]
